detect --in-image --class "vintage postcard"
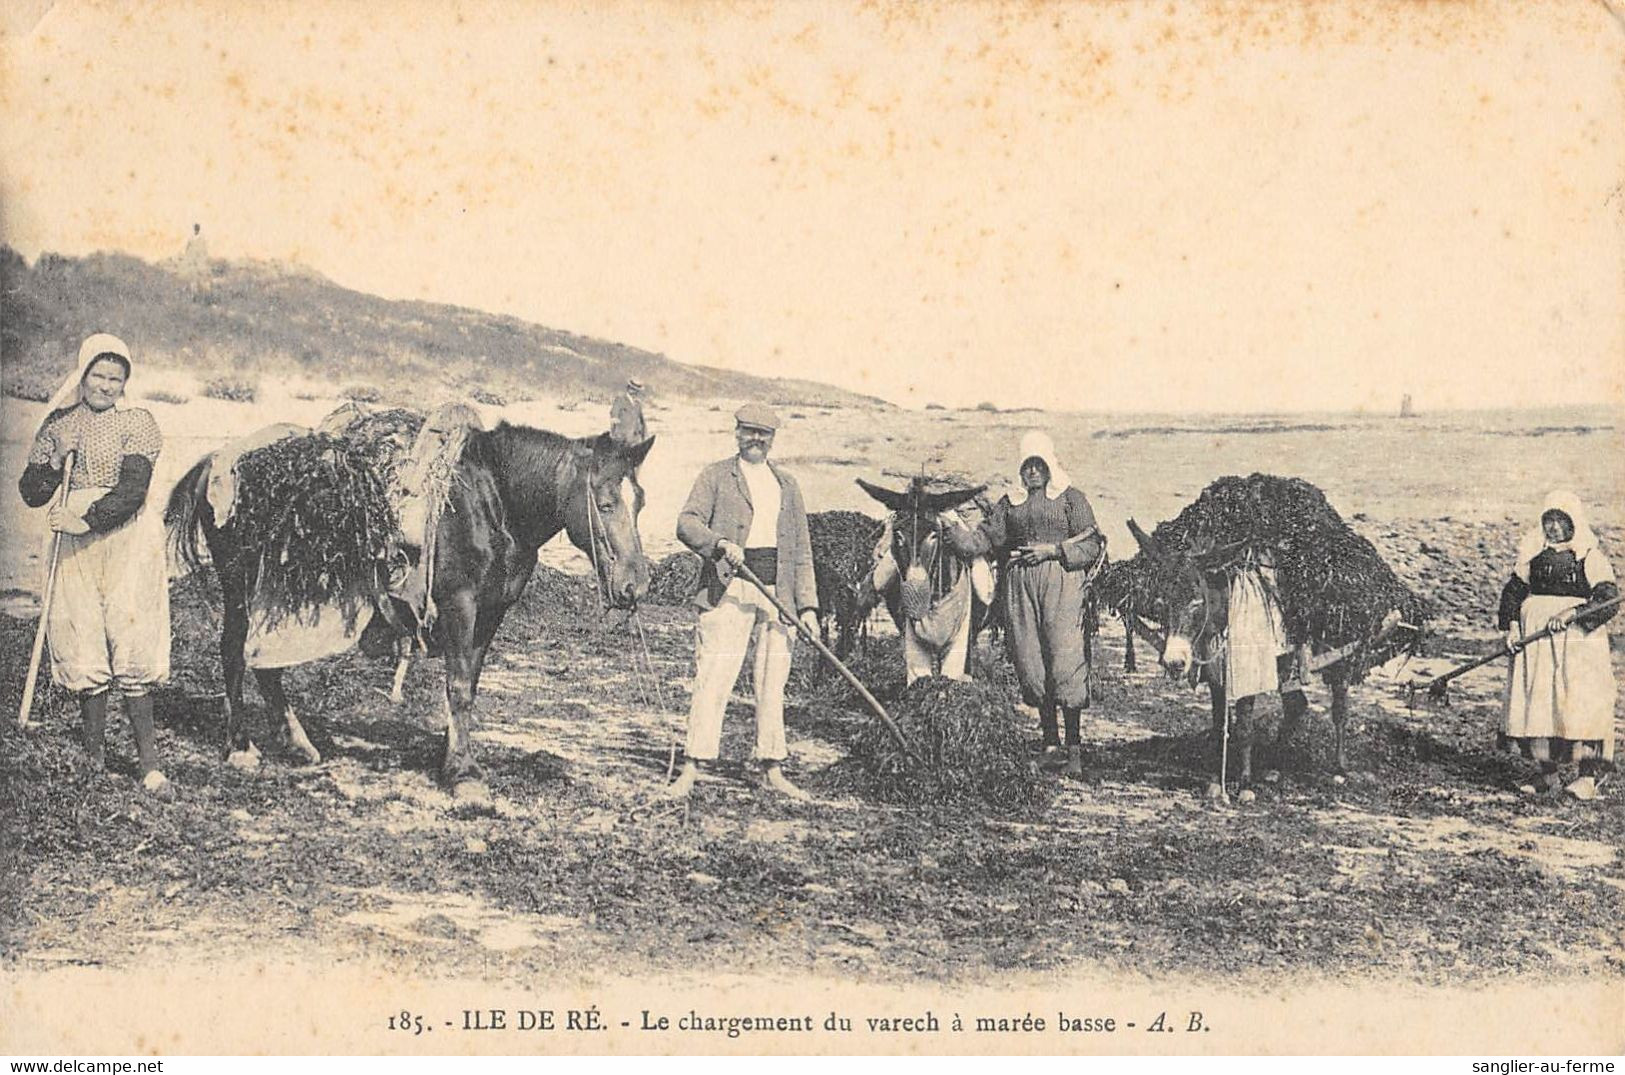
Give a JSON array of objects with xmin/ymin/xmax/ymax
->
[{"xmin": 1, "ymin": 0, "xmax": 1622, "ymax": 1059}]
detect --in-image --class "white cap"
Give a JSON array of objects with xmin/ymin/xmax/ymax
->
[{"xmin": 79, "ymin": 333, "xmax": 131, "ymax": 365}]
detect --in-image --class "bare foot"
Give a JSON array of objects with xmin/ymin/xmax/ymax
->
[
  {"xmin": 664, "ymin": 762, "xmax": 700, "ymax": 799},
  {"xmin": 762, "ymin": 764, "xmax": 810, "ymax": 802},
  {"xmin": 141, "ymin": 770, "xmax": 177, "ymax": 802}
]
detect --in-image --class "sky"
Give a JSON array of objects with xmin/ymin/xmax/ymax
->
[{"xmin": 2, "ymin": 1, "xmax": 1622, "ymax": 413}]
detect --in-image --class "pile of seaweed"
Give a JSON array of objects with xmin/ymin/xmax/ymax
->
[
  {"xmin": 320, "ymin": 405, "xmax": 425, "ymax": 494},
  {"xmin": 809, "ymin": 509, "xmax": 885, "ymax": 607},
  {"xmin": 787, "ymin": 632, "xmax": 908, "ymax": 706},
  {"xmin": 808, "ymin": 509, "xmax": 887, "ymax": 655},
  {"xmin": 1103, "ymin": 474, "xmax": 1428, "ymax": 677},
  {"xmin": 227, "ymin": 434, "xmax": 397, "ymax": 630},
  {"xmin": 646, "ymin": 551, "xmax": 704, "ymax": 606},
  {"xmin": 830, "ymin": 676, "xmax": 1049, "ymax": 815}
]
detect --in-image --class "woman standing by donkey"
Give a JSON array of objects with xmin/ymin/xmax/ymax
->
[
  {"xmin": 18, "ymin": 333, "xmax": 175, "ymax": 800},
  {"xmin": 948, "ymin": 431, "xmax": 1105, "ymax": 777}
]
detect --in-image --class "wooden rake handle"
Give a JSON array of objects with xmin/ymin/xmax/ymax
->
[
  {"xmin": 733, "ymin": 561, "xmax": 920, "ymax": 766},
  {"xmin": 19, "ymin": 451, "xmax": 75, "ymax": 729}
]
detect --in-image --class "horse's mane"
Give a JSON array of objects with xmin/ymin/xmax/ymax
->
[{"xmin": 466, "ymin": 421, "xmax": 583, "ymax": 489}]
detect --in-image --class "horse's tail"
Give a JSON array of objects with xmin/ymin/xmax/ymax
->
[{"xmin": 164, "ymin": 453, "xmax": 215, "ymax": 577}]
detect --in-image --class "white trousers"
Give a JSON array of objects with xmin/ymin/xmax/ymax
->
[
  {"xmin": 686, "ymin": 578, "xmax": 793, "ymax": 761},
  {"xmin": 48, "ymin": 490, "xmax": 171, "ymax": 695}
]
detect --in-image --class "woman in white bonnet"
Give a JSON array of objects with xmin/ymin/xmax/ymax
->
[
  {"xmin": 1496, "ymin": 490, "xmax": 1619, "ymax": 800},
  {"xmin": 17, "ymin": 333, "xmax": 175, "ymax": 800},
  {"xmin": 949, "ymin": 431, "xmax": 1105, "ymax": 777}
]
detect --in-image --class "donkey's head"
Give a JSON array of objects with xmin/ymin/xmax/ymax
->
[
  {"xmin": 1129, "ymin": 520, "xmax": 1233, "ymax": 682},
  {"xmin": 858, "ymin": 477, "xmax": 985, "ymax": 620},
  {"xmin": 858, "ymin": 477, "xmax": 985, "ymax": 578}
]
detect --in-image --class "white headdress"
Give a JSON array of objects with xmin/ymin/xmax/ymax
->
[
  {"xmin": 34, "ymin": 333, "xmax": 133, "ymax": 439},
  {"xmin": 1007, "ymin": 430, "xmax": 1072, "ymax": 505}
]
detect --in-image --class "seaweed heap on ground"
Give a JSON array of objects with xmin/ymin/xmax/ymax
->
[
  {"xmin": 1104, "ymin": 474, "xmax": 1429, "ymax": 678},
  {"xmin": 830, "ymin": 675, "xmax": 1049, "ymax": 815},
  {"xmin": 226, "ymin": 433, "xmax": 397, "ymax": 631},
  {"xmin": 787, "ymin": 632, "xmax": 907, "ymax": 706},
  {"xmin": 646, "ymin": 551, "xmax": 704, "ymax": 606}
]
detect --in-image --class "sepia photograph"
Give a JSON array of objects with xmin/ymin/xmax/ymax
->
[{"xmin": 1, "ymin": 0, "xmax": 1622, "ymax": 1059}]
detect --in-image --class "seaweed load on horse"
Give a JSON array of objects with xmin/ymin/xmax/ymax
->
[
  {"xmin": 197, "ymin": 432, "xmax": 398, "ymax": 633},
  {"xmin": 166, "ymin": 403, "xmax": 655, "ymax": 798}
]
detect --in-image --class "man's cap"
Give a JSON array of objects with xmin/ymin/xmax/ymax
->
[
  {"xmin": 734, "ymin": 402, "xmax": 781, "ymax": 431},
  {"xmin": 627, "ymin": 378, "xmax": 644, "ymax": 391}
]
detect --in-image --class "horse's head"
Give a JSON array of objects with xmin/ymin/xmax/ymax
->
[
  {"xmin": 858, "ymin": 477, "xmax": 985, "ymax": 619},
  {"xmin": 1130, "ymin": 520, "xmax": 1231, "ymax": 682},
  {"xmin": 565, "ymin": 433, "xmax": 655, "ymax": 608}
]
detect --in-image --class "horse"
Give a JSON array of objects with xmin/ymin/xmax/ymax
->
[
  {"xmin": 1127, "ymin": 520, "xmax": 1341, "ymax": 791},
  {"xmin": 166, "ymin": 422, "xmax": 655, "ymax": 800},
  {"xmin": 856, "ymin": 477, "xmax": 994, "ymax": 684}
]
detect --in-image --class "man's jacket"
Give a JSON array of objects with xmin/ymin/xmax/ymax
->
[
  {"xmin": 677, "ymin": 456, "xmax": 819, "ymax": 614},
  {"xmin": 609, "ymin": 394, "xmax": 646, "ymax": 445}
]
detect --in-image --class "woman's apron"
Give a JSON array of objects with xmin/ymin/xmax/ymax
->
[{"xmin": 1504, "ymin": 593, "xmax": 1616, "ymax": 760}]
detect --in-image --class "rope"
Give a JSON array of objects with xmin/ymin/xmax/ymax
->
[
  {"xmin": 630, "ymin": 610, "xmax": 679, "ymax": 781},
  {"xmin": 583, "ymin": 464, "xmax": 677, "ymax": 780},
  {"xmin": 582, "ymin": 465, "xmax": 616, "ymax": 611}
]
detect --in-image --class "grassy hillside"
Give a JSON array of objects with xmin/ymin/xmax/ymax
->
[{"xmin": 0, "ymin": 245, "xmax": 887, "ymax": 409}]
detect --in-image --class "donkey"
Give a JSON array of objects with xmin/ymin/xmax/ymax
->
[
  {"xmin": 167, "ymin": 423, "xmax": 655, "ymax": 800},
  {"xmin": 856, "ymin": 477, "xmax": 995, "ymax": 684},
  {"xmin": 1127, "ymin": 520, "xmax": 1344, "ymax": 790}
]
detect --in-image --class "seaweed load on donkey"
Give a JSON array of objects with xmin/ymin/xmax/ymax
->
[{"xmin": 1102, "ymin": 473, "xmax": 1429, "ymax": 679}]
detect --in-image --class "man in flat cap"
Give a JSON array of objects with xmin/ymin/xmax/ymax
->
[
  {"xmin": 609, "ymin": 377, "xmax": 647, "ymax": 449},
  {"xmin": 667, "ymin": 402, "xmax": 819, "ymax": 799}
]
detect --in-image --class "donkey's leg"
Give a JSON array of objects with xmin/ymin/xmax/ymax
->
[
  {"xmin": 1232, "ymin": 696, "xmax": 1257, "ymax": 786},
  {"xmin": 221, "ymin": 589, "xmax": 253, "ymax": 760},
  {"xmin": 1208, "ymin": 679, "xmax": 1227, "ymax": 741},
  {"xmin": 254, "ymin": 668, "xmax": 320, "ymax": 764},
  {"xmin": 1122, "ymin": 613, "xmax": 1137, "ymax": 673},
  {"xmin": 1278, "ymin": 685, "xmax": 1309, "ymax": 766},
  {"xmin": 1204, "ymin": 679, "xmax": 1228, "ymax": 798},
  {"xmin": 1328, "ymin": 673, "xmax": 1351, "ymax": 774}
]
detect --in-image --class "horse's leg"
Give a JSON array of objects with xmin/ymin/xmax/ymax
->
[
  {"xmin": 254, "ymin": 668, "xmax": 320, "ymax": 764},
  {"xmin": 1328, "ymin": 671, "xmax": 1351, "ymax": 774},
  {"xmin": 220, "ymin": 582, "xmax": 253, "ymax": 761},
  {"xmin": 439, "ymin": 595, "xmax": 488, "ymax": 797}
]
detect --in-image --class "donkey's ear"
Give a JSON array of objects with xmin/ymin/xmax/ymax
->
[
  {"xmin": 1127, "ymin": 518, "xmax": 1165, "ymax": 563},
  {"xmin": 857, "ymin": 478, "xmax": 909, "ymax": 512},
  {"xmin": 923, "ymin": 484, "xmax": 986, "ymax": 515}
]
